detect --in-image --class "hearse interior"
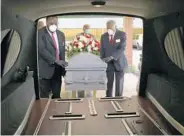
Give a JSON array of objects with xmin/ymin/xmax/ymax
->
[{"xmin": 1, "ymin": 0, "xmax": 184, "ymax": 135}]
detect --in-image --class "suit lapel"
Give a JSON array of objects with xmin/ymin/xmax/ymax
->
[
  {"xmin": 44, "ymin": 28, "xmax": 63, "ymax": 52},
  {"xmin": 105, "ymin": 31, "xmax": 118, "ymax": 45},
  {"xmin": 56, "ymin": 30, "xmax": 62, "ymax": 48},
  {"xmin": 44, "ymin": 28, "xmax": 55, "ymax": 50},
  {"xmin": 113, "ymin": 30, "xmax": 119, "ymax": 44},
  {"xmin": 105, "ymin": 33, "xmax": 110, "ymax": 44},
  {"xmin": 56, "ymin": 31, "xmax": 65, "ymax": 60}
]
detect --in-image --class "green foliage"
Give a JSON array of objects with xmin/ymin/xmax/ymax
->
[
  {"xmin": 125, "ymin": 65, "xmax": 137, "ymax": 73},
  {"xmin": 66, "ymin": 45, "xmax": 100, "ymax": 59}
]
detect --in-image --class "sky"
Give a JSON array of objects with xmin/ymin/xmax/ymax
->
[{"xmin": 39, "ymin": 17, "xmax": 143, "ymax": 28}]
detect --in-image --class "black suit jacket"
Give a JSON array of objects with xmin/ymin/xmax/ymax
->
[
  {"xmin": 38, "ymin": 27, "xmax": 66, "ymax": 79},
  {"xmin": 100, "ymin": 30, "xmax": 127, "ymax": 71}
]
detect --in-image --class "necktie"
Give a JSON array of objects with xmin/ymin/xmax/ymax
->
[
  {"xmin": 51, "ymin": 33, "xmax": 60, "ymax": 60},
  {"xmin": 110, "ymin": 35, "xmax": 114, "ymax": 44}
]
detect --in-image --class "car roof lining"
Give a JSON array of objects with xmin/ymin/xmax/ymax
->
[
  {"xmin": 35, "ymin": 12, "xmax": 144, "ymax": 22},
  {"xmin": 2, "ymin": 0, "xmax": 184, "ymax": 21}
]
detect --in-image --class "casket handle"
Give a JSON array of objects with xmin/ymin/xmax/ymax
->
[
  {"xmin": 99, "ymin": 81, "xmax": 106, "ymax": 84},
  {"xmin": 65, "ymin": 81, "xmax": 73, "ymax": 84},
  {"xmin": 83, "ymin": 75, "xmax": 89, "ymax": 82},
  {"xmin": 66, "ymin": 80, "xmax": 106, "ymax": 84}
]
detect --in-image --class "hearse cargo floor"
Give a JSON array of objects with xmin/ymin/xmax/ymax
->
[{"xmin": 23, "ymin": 96, "xmax": 176, "ymax": 135}]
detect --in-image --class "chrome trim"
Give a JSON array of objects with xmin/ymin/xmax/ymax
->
[
  {"xmin": 63, "ymin": 121, "xmax": 72, "ymax": 136},
  {"xmin": 111, "ymin": 101, "xmax": 124, "ymax": 112},
  {"xmin": 14, "ymin": 95, "xmax": 35, "ymax": 135},
  {"xmin": 33, "ymin": 97, "xmax": 52, "ymax": 135},
  {"xmin": 65, "ymin": 102, "xmax": 72, "ymax": 114},
  {"xmin": 67, "ymin": 121, "xmax": 72, "ymax": 136},
  {"xmin": 147, "ymin": 92, "xmax": 184, "ymax": 134},
  {"xmin": 121, "ymin": 119, "xmax": 134, "ymax": 135},
  {"xmin": 138, "ymin": 104, "xmax": 167, "ymax": 135},
  {"xmin": 88, "ymin": 99, "xmax": 97, "ymax": 116}
]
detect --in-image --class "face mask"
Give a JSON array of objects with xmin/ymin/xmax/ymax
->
[
  {"xmin": 84, "ymin": 29, "xmax": 90, "ymax": 34},
  {"xmin": 107, "ymin": 29, "xmax": 114, "ymax": 35},
  {"xmin": 49, "ymin": 24, "xmax": 57, "ymax": 32}
]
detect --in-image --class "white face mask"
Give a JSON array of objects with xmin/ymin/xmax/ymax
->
[
  {"xmin": 49, "ymin": 24, "xmax": 57, "ymax": 32},
  {"xmin": 107, "ymin": 29, "xmax": 114, "ymax": 35},
  {"xmin": 84, "ymin": 29, "xmax": 90, "ymax": 34}
]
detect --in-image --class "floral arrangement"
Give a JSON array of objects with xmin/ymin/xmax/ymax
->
[{"xmin": 66, "ymin": 33, "xmax": 100, "ymax": 59}]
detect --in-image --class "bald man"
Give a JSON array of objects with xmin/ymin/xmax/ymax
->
[
  {"xmin": 100, "ymin": 20, "xmax": 127, "ymax": 97},
  {"xmin": 83, "ymin": 24, "xmax": 90, "ymax": 33},
  {"xmin": 72, "ymin": 24, "xmax": 99, "ymax": 48},
  {"xmin": 71, "ymin": 24, "xmax": 100, "ymax": 98}
]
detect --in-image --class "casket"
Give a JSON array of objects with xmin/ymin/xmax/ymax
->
[{"xmin": 65, "ymin": 52, "xmax": 107, "ymax": 91}]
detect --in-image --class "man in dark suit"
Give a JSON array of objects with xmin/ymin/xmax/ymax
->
[
  {"xmin": 100, "ymin": 20, "xmax": 127, "ymax": 97},
  {"xmin": 38, "ymin": 16, "xmax": 68, "ymax": 99}
]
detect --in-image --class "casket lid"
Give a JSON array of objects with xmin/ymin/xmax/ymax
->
[{"xmin": 66, "ymin": 52, "xmax": 107, "ymax": 70}]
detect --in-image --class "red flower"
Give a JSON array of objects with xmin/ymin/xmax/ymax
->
[
  {"xmin": 74, "ymin": 43, "xmax": 78, "ymax": 47},
  {"xmin": 82, "ymin": 41, "xmax": 86, "ymax": 47},
  {"xmin": 83, "ymin": 33, "xmax": 91, "ymax": 38},
  {"xmin": 95, "ymin": 41, "xmax": 100, "ymax": 48},
  {"xmin": 98, "ymin": 47, "xmax": 100, "ymax": 52},
  {"xmin": 88, "ymin": 41, "xmax": 92, "ymax": 45},
  {"xmin": 85, "ymin": 35, "xmax": 91, "ymax": 38}
]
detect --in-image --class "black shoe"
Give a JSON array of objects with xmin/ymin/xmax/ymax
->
[
  {"xmin": 35, "ymin": 97, "xmax": 40, "ymax": 100},
  {"xmin": 52, "ymin": 96, "xmax": 60, "ymax": 99}
]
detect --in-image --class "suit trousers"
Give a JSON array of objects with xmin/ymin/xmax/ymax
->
[
  {"xmin": 40, "ymin": 66, "xmax": 62, "ymax": 99},
  {"xmin": 106, "ymin": 70, "xmax": 124, "ymax": 97}
]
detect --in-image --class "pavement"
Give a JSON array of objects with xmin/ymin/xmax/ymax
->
[
  {"xmin": 133, "ymin": 49, "xmax": 142, "ymax": 71},
  {"xmin": 95, "ymin": 73, "xmax": 139, "ymax": 98}
]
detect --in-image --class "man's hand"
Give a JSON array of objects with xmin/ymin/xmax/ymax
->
[
  {"xmin": 102, "ymin": 56, "xmax": 114, "ymax": 63},
  {"xmin": 55, "ymin": 60, "xmax": 68, "ymax": 67}
]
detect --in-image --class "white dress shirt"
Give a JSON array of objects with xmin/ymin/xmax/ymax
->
[
  {"xmin": 108, "ymin": 31, "xmax": 116, "ymax": 41},
  {"xmin": 47, "ymin": 27, "xmax": 60, "ymax": 53}
]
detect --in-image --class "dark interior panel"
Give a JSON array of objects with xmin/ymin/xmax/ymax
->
[
  {"xmin": 153, "ymin": 12, "xmax": 184, "ymax": 81},
  {"xmin": 1, "ymin": 72, "xmax": 35, "ymax": 135},
  {"xmin": 140, "ymin": 10, "xmax": 184, "ymax": 133},
  {"xmin": 139, "ymin": 11, "xmax": 184, "ymax": 95},
  {"xmin": 1, "ymin": 6, "xmax": 37, "ymax": 88},
  {"xmin": 1, "ymin": 6, "xmax": 37, "ymax": 135},
  {"xmin": 146, "ymin": 74, "xmax": 184, "ymax": 126},
  {"xmin": 1, "ymin": 0, "xmax": 184, "ymax": 134}
]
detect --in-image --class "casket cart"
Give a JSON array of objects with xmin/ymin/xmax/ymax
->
[{"xmin": 65, "ymin": 52, "xmax": 107, "ymax": 91}]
